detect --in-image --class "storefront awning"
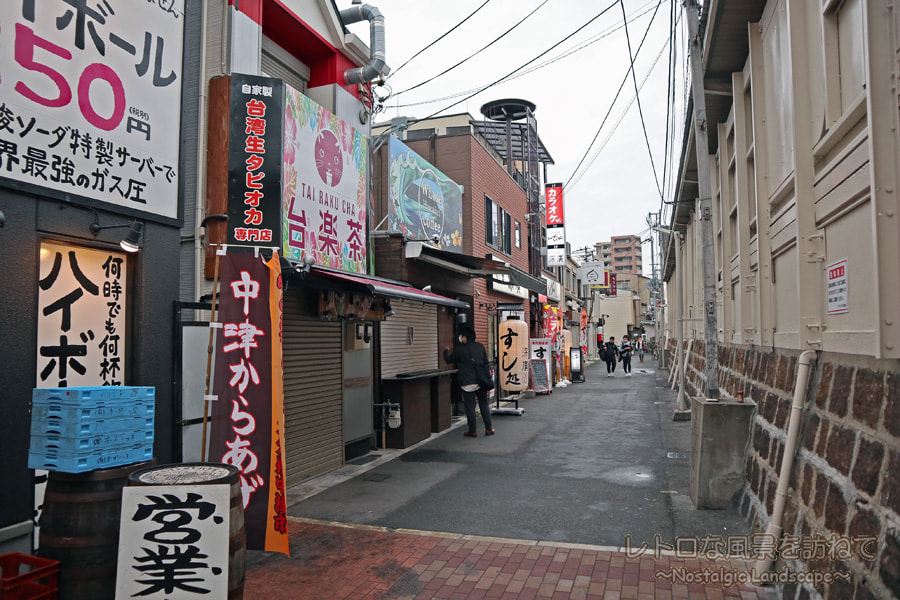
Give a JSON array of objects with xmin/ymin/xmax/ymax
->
[
  {"xmin": 404, "ymin": 242, "xmax": 547, "ymax": 295},
  {"xmin": 302, "ymin": 265, "xmax": 469, "ymax": 309}
]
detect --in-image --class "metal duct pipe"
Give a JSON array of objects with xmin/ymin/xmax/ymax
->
[{"xmin": 339, "ymin": 4, "xmax": 386, "ymax": 84}]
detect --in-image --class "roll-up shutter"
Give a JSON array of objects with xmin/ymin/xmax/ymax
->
[
  {"xmin": 380, "ymin": 302, "xmax": 439, "ymax": 378},
  {"xmin": 282, "ymin": 291, "xmax": 343, "ymax": 484},
  {"xmin": 261, "ymin": 35, "xmax": 309, "ymax": 93}
]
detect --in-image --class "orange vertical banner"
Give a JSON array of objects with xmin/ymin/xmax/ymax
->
[{"xmin": 265, "ymin": 251, "xmax": 289, "ymax": 555}]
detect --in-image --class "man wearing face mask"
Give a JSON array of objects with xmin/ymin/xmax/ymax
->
[{"xmin": 443, "ymin": 325, "xmax": 494, "ymax": 437}]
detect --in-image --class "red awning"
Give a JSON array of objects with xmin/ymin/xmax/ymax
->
[{"xmin": 309, "ymin": 267, "xmax": 468, "ymax": 309}]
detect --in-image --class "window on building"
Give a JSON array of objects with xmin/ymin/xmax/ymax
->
[
  {"xmin": 823, "ymin": 0, "xmax": 865, "ymax": 123},
  {"xmin": 514, "ymin": 220, "xmax": 521, "ymax": 248},
  {"xmin": 485, "ymin": 196, "xmax": 512, "ymax": 255}
]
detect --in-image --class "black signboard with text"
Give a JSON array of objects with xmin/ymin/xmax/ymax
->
[{"xmin": 227, "ymin": 74, "xmax": 284, "ymax": 247}]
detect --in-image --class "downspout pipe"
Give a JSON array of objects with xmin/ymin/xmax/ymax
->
[
  {"xmin": 753, "ymin": 350, "xmax": 818, "ymax": 579},
  {"xmin": 339, "ymin": 4, "xmax": 386, "ymax": 85}
]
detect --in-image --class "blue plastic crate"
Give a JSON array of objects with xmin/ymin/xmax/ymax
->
[
  {"xmin": 28, "ymin": 445, "xmax": 153, "ymax": 473},
  {"xmin": 30, "ymin": 398, "xmax": 154, "ymax": 422},
  {"xmin": 30, "ymin": 414, "xmax": 154, "ymax": 437},
  {"xmin": 30, "ymin": 428, "xmax": 154, "ymax": 453},
  {"xmin": 32, "ymin": 386, "xmax": 155, "ymax": 407}
]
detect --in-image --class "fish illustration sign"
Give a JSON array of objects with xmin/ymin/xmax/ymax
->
[{"xmin": 388, "ymin": 136, "xmax": 463, "ymax": 252}]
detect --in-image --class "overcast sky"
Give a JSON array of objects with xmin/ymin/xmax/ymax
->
[{"xmin": 344, "ymin": 0, "xmax": 689, "ymax": 275}]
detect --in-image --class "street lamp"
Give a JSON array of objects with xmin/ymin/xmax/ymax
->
[{"xmin": 655, "ymin": 227, "xmax": 688, "ymax": 414}]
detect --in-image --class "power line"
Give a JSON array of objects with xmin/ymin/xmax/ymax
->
[
  {"xmin": 389, "ymin": 0, "xmax": 660, "ymax": 110},
  {"xmin": 565, "ymin": 28, "xmax": 670, "ymax": 193},
  {"xmin": 392, "ymin": 0, "xmax": 551, "ymax": 98},
  {"xmin": 563, "ymin": 0, "xmax": 665, "ymax": 191},
  {"xmin": 407, "ymin": 0, "xmax": 623, "ymax": 125},
  {"xmin": 387, "ymin": 0, "xmax": 494, "ymax": 79},
  {"xmin": 618, "ymin": 0, "xmax": 663, "ymax": 202}
]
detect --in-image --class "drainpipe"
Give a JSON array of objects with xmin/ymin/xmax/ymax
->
[
  {"xmin": 753, "ymin": 350, "xmax": 818, "ymax": 579},
  {"xmin": 339, "ymin": 4, "xmax": 386, "ymax": 84}
]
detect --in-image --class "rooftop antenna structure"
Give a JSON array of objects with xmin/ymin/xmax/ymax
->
[{"xmin": 480, "ymin": 99, "xmax": 541, "ymax": 278}]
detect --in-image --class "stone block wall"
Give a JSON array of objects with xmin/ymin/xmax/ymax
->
[{"xmin": 666, "ymin": 339, "xmax": 900, "ymax": 599}]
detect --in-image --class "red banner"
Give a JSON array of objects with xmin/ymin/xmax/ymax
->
[
  {"xmin": 545, "ymin": 183, "xmax": 564, "ymax": 225},
  {"xmin": 210, "ymin": 250, "xmax": 289, "ymax": 554}
]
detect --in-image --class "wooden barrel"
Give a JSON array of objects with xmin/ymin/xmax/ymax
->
[
  {"xmin": 38, "ymin": 461, "xmax": 153, "ymax": 600},
  {"xmin": 127, "ymin": 463, "xmax": 246, "ymax": 600}
]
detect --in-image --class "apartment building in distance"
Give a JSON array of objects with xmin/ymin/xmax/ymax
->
[{"xmin": 594, "ymin": 234, "xmax": 643, "ymax": 274}]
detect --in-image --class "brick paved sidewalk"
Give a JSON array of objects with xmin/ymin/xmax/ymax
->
[{"xmin": 244, "ymin": 518, "xmax": 778, "ymax": 600}]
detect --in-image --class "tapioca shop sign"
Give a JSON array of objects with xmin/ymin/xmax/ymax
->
[
  {"xmin": 207, "ymin": 73, "xmax": 368, "ymax": 274},
  {"xmin": 0, "ymin": 0, "xmax": 184, "ymax": 220}
]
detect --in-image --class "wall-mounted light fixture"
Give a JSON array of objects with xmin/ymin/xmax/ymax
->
[
  {"xmin": 293, "ymin": 254, "xmax": 316, "ymax": 276},
  {"xmin": 90, "ymin": 214, "xmax": 144, "ymax": 253}
]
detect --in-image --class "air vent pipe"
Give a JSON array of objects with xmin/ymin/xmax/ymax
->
[{"xmin": 339, "ymin": 4, "xmax": 385, "ymax": 84}]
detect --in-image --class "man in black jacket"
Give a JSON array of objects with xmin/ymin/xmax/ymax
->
[
  {"xmin": 443, "ymin": 326, "xmax": 494, "ymax": 437},
  {"xmin": 603, "ymin": 336, "xmax": 619, "ymax": 377}
]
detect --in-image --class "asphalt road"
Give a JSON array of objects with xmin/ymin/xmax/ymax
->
[{"xmin": 287, "ymin": 357, "xmax": 750, "ymax": 549}]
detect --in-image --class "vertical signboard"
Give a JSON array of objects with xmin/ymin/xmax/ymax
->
[
  {"xmin": 529, "ymin": 338, "xmax": 551, "ymax": 393},
  {"xmin": 0, "ymin": 0, "xmax": 184, "ymax": 219},
  {"xmin": 35, "ymin": 241, "xmax": 128, "ymax": 545},
  {"xmin": 388, "ymin": 135, "xmax": 463, "ymax": 251},
  {"xmin": 227, "ymin": 74, "xmax": 284, "ymax": 246},
  {"xmin": 38, "ymin": 242, "xmax": 127, "ymax": 387},
  {"xmin": 826, "ymin": 258, "xmax": 849, "ymax": 315},
  {"xmin": 210, "ymin": 251, "xmax": 288, "ymax": 554},
  {"xmin": 116, "ymin": 485, "xmax": 230, "ymax": 598},
  {"xmin": 545, "ymin": 183, "xmax": 566, "ymax": 266},
  {"xmin": 499, "ymin": 319, "xmax": 528, "ymax": 391},
  {"xmin": 282, "ymin": 88, "xmax": 367, "ymax": 273}
]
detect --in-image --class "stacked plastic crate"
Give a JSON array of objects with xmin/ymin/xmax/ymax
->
[{"xmin": 29, "ymin": 387, "xmax": 155, "ymax": 473}]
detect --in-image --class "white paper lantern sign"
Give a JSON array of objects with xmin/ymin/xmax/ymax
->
[{"xmin": 499, "ymin": 318, "xmax": 529, "ymax": 392}]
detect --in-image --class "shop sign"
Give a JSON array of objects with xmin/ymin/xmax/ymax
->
[
  {"xmin": 491, "ymin": 274, "xmax": 529, "ymax": 300},
  {"xmin": 282, "ymin": 88, "xmax": 367, "ymax": 273},
  {"xmin": 544, "ymin": 183, "xmax": 566, "ymax": 267},
  {"xmin": 499, "ymin": 318, "xmax": 528, "ymax": 391},
  {"xmin": 210, "ymin": 250, "xmax": 288, "ymax": 554},
  {"xmin": 227, "ymin": 74, "xmax": 284, "ymax": 246},
  {"xmin": 1, "ymin": 0, "xmax": 185, "ymax": 219},
  {"xmin": 37, "ymin": 241, "xmax": 127, "ymax": 387},
  {"xmin": 543, "ymin": 276, "xmax": 561, "ymax": 302},
  {"xmin": 578, "ymin": 261, "xmax": 605, "ymax": 286},
  {"xmin": 826, "ymin": 258, "xmax": 849, "ymax": 315},
  {"xmin": 529, "ymin": 338, "xmax": 551, "ymax": 392},
  {"xmin": 116, "ymin": 484, "xmax": 229, "ymax": 598},
  {"xmin": 388, "ymin": 135, "xmax": 463, "ymax": 251}
]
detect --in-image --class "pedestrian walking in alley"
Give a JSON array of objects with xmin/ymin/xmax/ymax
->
[
  {"xmin": 637, "ymin": 337, "xmax": 645, "ymax": 362},
  {"xmin": 443, "ymin": 326, "xmax": 494, "ymax": 437},
  {"xmin": 602, "ymin": 336, "xmax": 619, "ymax": 377},
  {"xmin": 620, "ymin": 335, "xmax": 634, "ymax": 376}
]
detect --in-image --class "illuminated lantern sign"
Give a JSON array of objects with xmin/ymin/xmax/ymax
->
[{"xmin": 499, "ymin": 318, "xmax": 528, "ymax": 392}]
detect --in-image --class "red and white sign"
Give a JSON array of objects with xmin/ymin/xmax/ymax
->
[
  {"xmin": 0, "ymin": 0, "xmax": 185, "ymax": 219},
  {"xmin": 545, "ymin": 183, "xmax": 566, "ymax": 267},
  {"xmin": 826, "ymin": 258, "xmax": 849, "ymax": 315},
  {"xmin": 545, "ymin": 184, "xmax": 564, "ymax": 225}
]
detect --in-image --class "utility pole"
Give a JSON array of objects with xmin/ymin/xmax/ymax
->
[{"xmin": 685, "ymin": 0, "xmax": 719, "ymax": 400}]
